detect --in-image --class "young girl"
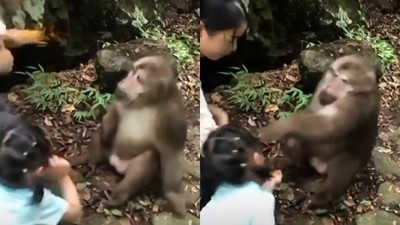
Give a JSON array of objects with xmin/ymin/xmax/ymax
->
[
  {"xmin": 200, "ymin": 124, "xmax": 282, "ymax": 225},
  {"xmin": 200, "ymin": 0, "xmax": 248, "ymax": 209},
  {"xmin": 0, "ymin": 121, "xmax": 82, "ymax": 225}
]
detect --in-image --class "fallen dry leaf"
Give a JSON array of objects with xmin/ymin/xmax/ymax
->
[
  {"xmin": 247, "ymin": 117, "xmax": 257, "ymax": 126},
  {"xmin": 7, "ymin": 92, "xmax": 18, "ymax": 102},
  {"xmin": 265, "ymin": 104, "xmax": 279, "ymax": 113},
  {"xmin": 44, "ymin": 116, "xmax": 53, "ymax": 126},
  {"xmin": 61, "ymin": 103, "xmax": 76, "ymax": 113}
]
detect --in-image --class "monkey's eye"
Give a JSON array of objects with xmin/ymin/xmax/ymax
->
[{"xmin": 136, "ymin": 74, "xmax": 141, "ymax": 82}]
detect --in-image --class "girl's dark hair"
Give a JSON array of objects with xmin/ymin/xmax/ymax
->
[
  {"xmin": 202, "ymin": 123, "xmax": 272, "ymax": 186},
  {"xmin": 0, "ymin": 120, "xmax": 52, "ymax": 204},
  {"xmin": 200, "ymin": 0, "xmax": 247, "ymax": 33}
]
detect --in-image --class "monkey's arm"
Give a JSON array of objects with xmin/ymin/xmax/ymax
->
[
  {"xmin": 153, "ymin": 112, "xmax": 188, "ymax": 214},
  {"xmin": 99, "ymin": 103, "xmax": 120, "ymax": 146},
  {"xmin": 259, "ymin": 96, "xmax": 373, "ymax": 144}
]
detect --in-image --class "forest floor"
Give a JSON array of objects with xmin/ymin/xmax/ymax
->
[
  {"xmin": 6, "ymin": 9, "xmax": 200, "ymax": 225},
  {"xmin": 208, "ymin": 10, "xmax": 400, "ymax": 225}
]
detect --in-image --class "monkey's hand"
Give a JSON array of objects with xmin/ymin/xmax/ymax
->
[
  {"xmin": 208, "ymin": 104, "xmax": 229, "ymax": 126},
  {"xmin": 260, "ymin": 96, "xmax": 370, "ymax": 144}
]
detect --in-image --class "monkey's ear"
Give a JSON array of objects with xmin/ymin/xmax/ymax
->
[{"xmin": 127, "ymin": 70, "xmax": 135, "ymax": 77}]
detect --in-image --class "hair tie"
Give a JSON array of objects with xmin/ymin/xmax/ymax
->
[
  {"xmin": 240, "ymin": 163, "xmax": 246, "ymax": 167},
  {"xmin": 22, "ymin": 168, "xmax": 27, "ymax": 173}
]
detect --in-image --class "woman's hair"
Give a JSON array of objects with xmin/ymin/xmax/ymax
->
[
  {"xmin": 0, "ymin": 121, "xmax": 52, "ymax": 204},
  {"xmin": 200, "ymin": 0, "xmax": 247, "ymax": 33},
  {"xmin": 202, "ymin": 123, "xmax": 272, "ymax": 186}
]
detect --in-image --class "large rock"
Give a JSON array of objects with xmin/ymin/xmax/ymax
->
[
  {"xmin": 94, "ymin": 38, "xmax": 178, "ymax": 92},
  {"xmin": 372, "ymin": 147, "xmax": 400, "ymax": 178},
  {"xmin": 152, "ymin": 212, "xmax": 199, "ymax": 225},
  {"xmin": 356, "ymin": 210, "xmax": 400, "ymax": 225},
  {"xmin": 298, "ymin": 39, "xmax": 382, "ymax": 92},
  {"xmin": 378, "ymin": 182, "xmax": 400, "ymax": 206},
  {"xmin": 234, "ymin": 0, "xmax": 363, "ymax": 71}
]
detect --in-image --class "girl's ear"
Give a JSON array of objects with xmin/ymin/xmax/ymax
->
[
  {"xmin": 253, "ymin": 152, "xmax": 265, "ymax": 165},
  {"xmin": 199, "ymin": 21, "xmax": 205, "ymax": 38},
  {"xmin": 34, "ymin": 166, "xmax": 43, "ymax": 174}
]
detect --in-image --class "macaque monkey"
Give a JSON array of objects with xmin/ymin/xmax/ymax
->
[
  {"xmin": 259, "ymin": 55, "xmax": 380, "ymax": 207},
  {"xmin": 71, "ymin": 55, "xmax": 188, "ymax": 215}
]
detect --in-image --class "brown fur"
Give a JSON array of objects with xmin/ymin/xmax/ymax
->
[
  {"xmin": 259, "ymin": 55, "xmax": 381, "ymax": 207},
  {"xmin": 70, "ymin": 56, "xmax": 188, "ymax": 215}
]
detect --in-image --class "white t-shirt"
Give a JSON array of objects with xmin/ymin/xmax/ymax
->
[
  {"xmin": 200, "ymin": 86, "xmax": 218, "ymax": 155},
  {"xmin": 0, "ymin": 182, "xmax": 68, "ymax": 225},
  {"xmin": 201, "ymin": 181, "xmax": 276, "ymax": 225},
  {"xmin": 0, "ymin": 19, "xmax": 6, "ymax": 35}
]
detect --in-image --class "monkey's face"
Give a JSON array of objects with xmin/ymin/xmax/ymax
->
[
  {"xmin": 317, "ymin": 70, "xmax": 351, "ymax": 105},
  {"xmin": 117, "ymin": 57, "xmax": 174, "ymax": 101},
  {"xmin": 318, "ymin": 55, "xmax": 376, "ymax": 105}
]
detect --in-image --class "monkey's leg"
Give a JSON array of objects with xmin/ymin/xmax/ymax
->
[
  {"xmin": 72, "ymin": 130, "xmax": 110, "ymax": 173},
  {"xmin": 160, "ymin": 151, "xmax": 186, "ymax": 215},
  {"xmin": 3, "ymin": 29, "xmax": 49, "ymax": 49},
  {"xmin": 309, "ymin": 154, "xmax": 360, "ymax": 207},
  {"xmin": 107, "ymin": 151, "xmax": 158, "ymax": 206}
]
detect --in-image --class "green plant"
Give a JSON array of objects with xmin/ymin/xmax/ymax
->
[
  {"xmin": 74, "ymin": 87, "xmax": 113, "ymax": 120},
  {"xmin": 220, "ymin": 66, "xmax": 282, "ymax": 113},
  {"xmin": 23, "ymin": 66, "xmax": 113, "ymax": 120},
  {"xmin": 130, "ymin": 6, "xmax": 199, "ymax": 66},
  {"xmin": 335, "ymin": 8, "xmax": 397, "ymax": 68},
  {"xmin": 277, "ymin": 87, "xmax": 312, "ymax": 119}
]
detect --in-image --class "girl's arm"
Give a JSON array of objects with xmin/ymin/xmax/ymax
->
[
  {"xmin": 200, "ymin": 87, "xmax": 218, "ymax": 149},
  {"xmin": 208, "ymin": 104, "xmax": 229, "ymax": 126},
  {"xmin": 58, "ymin": 176, "xmax": 83, "ymax": 224}
]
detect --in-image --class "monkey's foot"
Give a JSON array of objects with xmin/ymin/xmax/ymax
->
[
  {"xmin": 106, "ymin": 193, "xmax": 130, "ymax": 207},
  {"xmin": 165, "ymin": 192, "xmax": 186, "ymax": 216}
]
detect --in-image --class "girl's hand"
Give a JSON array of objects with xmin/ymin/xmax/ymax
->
[
  {"xmin": 262, "ymin": 170, "xmax": 283, "ymax": 191},
  {"xmin": 48, "ymin": 155, "xmax": 71, "ymax": 179},
  {"xmin": 271, "ymin": 170, "xmax": 282, "ymax": 185},
  {"xmin": 208, "ymin": 104, "xmax": 229, "ymax": 126}
]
